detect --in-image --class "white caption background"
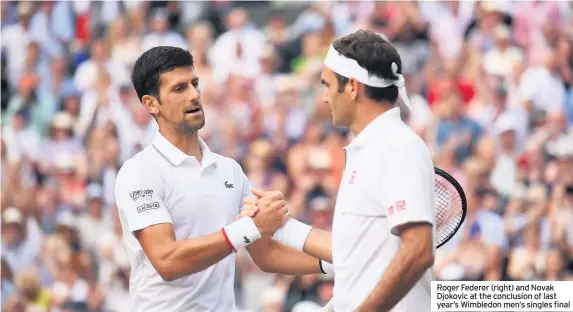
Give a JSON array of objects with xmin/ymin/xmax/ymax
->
[{"xmin": 432, "ymin": 281, "xmax": 573, "ymax": 311}]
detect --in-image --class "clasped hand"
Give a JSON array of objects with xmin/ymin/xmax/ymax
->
[{"xmin": 239, "ymin": 189, "xmax": 289, "ymax": 236}]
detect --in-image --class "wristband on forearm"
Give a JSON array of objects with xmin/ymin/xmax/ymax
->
[
  {"xmin": 319, "ymin": 259, "xmax": 334, "ymax": 274},
  {"xmin": 272, "ymin": 218, "xmax": 312, "ymax": 251},
  {"xmin": 222, "ymin": 217, "xmax": 261, "ymax": 252}
]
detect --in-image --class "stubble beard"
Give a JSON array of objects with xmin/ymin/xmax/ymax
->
[{"xmin": 179, "ymin": 109, "xmax": 206, "ymax": 134}]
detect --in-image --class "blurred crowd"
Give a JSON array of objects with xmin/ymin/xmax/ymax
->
[{"xmin": 1, "ymin": 1, "xmax": 573, "ymax": 312}]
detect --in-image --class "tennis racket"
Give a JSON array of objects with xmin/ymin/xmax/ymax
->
[
  {"xmin": 320, "ymin": 167, "xmax": 466, "ymax": 312},
  {"xmin": 434, "ymin": 167, "xmax": 467, "ymax": 248}
]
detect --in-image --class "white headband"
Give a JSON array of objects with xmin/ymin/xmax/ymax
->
[{"xmin": 323, "ymin": 45, "xmax": 411, "ymax": 113}]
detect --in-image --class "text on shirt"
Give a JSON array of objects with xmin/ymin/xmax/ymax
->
[
  {"xmin": 130, "ymin": 189, "xmax": 154, "ymax": 201},
  {"xmin": 388, "ymin": 200, "xmax": 407, "ymax": 216},
  {"xmin": 137, "ymin": 202, "xmax": 160, "ymax": 213}
]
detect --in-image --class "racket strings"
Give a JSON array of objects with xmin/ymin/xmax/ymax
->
[{"xmin": 435, "ymin": 175, "xmax": 464, "ymax": 246}]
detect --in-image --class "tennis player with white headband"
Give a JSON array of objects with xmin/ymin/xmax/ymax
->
[{"xmin": 242, "ymin": 30, "xmax": 436, "ymax": 312}]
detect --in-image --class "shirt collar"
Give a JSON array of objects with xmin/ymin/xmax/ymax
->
[
  {"xmin": 152, "ymin": 131, "xmax": 216, "ymax": 168},
  {"xmin": 345, "ymin": 107, "xmax": 402, "ymax": 150}
]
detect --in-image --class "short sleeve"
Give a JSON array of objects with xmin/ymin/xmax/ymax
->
[
  {"xmin": 231, "ymin": 159, "xmax": 253, "ymax": 200},
  {"xmin": 115, "ymin": 160, "xmax": 172, "ymax": 232},
  {"xmin": 241, "ymin": 172, "xmax": 253, "ymax": 199},
  {"xmin": 379, "ymin": 140, "xmax": 435, "ymax": 236}
]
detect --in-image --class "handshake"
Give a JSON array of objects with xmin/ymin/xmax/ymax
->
[
  {"xmin": 237, "ymin": 190, "xmax": 335, "ymax": 312},
  {"xmin": 224, "ymin": 189, "xmax": 312, "ymax": 254},
  {"xmin": 239, "ymin": 189, "xmax": 290, "ymax": 237}
]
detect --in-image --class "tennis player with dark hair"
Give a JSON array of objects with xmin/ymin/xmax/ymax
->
[
  {"xmin": 115, "ymin": 46, "xmax": 326, "ymax": 311},
  {"xmin": 244, "ymin": 30, "xmax": 436, "ymax": 311}
]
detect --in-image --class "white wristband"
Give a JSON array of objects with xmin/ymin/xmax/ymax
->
[
  {"xmin": 320, "ymin": 260, "xmax": 334, "ymax": 274},
  {"xmin": 272, "ymin": 218, "xmax": 312, "ymax": 251},
  {"xmin": 223, "ymin": 217, "xmax": 261, "ymax": 252}
]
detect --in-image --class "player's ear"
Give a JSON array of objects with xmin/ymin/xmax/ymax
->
[
  {"xmin": 142, "ymin": 95, "xmax": 160, "ymax": 115},
  {"xmin": 348, "ymin": 78, "xmax": 359, "ymax": 101}
]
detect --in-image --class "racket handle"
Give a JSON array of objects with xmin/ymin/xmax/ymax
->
[{"xmin": 321, "ymin": 299, "xmax": 335, "ymax": 312}]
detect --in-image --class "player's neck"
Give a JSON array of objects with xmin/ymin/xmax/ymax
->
[
  {"xmin": 350, "ymin": 104, "xmax": 394, "ymax": 137},
  {"xmin": 159, "ymin": 126, "xmax": 202, "ymax": 162}
]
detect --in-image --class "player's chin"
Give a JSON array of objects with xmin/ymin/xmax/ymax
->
[{"xmin": 181, "ymin": 117, "xmax": 206, "ymax": 132}]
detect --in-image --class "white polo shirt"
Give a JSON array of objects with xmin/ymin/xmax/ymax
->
[
  {"xmin": 115, "ymin": 132, "xmax": 251, "ymax": 312},
  {"xmin": 332, "ymin": 108, "xmax": 436, "ymax": 311}
]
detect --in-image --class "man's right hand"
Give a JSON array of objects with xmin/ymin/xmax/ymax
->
[{"xmin": 250, "ymin": 189, "xmax": 289, "ymax": 236}]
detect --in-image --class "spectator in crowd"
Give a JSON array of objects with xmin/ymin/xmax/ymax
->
[{"xmin": 1, "ymin": 1, "xmax": 572, "ymax": 311}]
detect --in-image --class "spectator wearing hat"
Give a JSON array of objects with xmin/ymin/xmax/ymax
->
[
  {"xmin": 55, "ymin": 212, "xmax": 79, "ymax": 247},
  {"xmin": 1, "ymin": 207, "xmax": 40, "ymax": 275},
  {"xmin": 489, "ymin": 114, "xmax": 522, "ymax": 196},
  {"xmin": 40, "ymin": 112, "xmax": 83, "ymax": 173},
  {"xmin": 551, "ymin": 136, "xmax": 573, "ymax": 185},
  {"xmin": 466, "ymin": 1, "xmax": 510, "ymax": 54},
  {"xmin": 483, "ymin": 24, "xmax": 524, "ymax": 79},
  {"xmin": 76, "ymin": 183, "xmax": 113, "ymax": 254},
  {"xmin": 254, "ymin": 44, "xmax": 280, "ymax": 110},
  {"xmin": 57, "ymin": 157, "xmax": 87, "ymax": 212}
]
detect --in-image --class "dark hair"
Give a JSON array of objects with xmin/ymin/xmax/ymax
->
[
  {"xmin": 332, "ymin": 30, "xmax": 401, "ymax": 103},
  {"xmin": 131, "ymin": 46, "xmax": 194, "ymax": 102}
]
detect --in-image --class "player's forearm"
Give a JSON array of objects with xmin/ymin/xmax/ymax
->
[
  {"xmin": 247, "ymin": 237, "xmax": 322, "ymax": 274},
  {"xmin": 303, "ymin": 228, "xmax": 333, "ymax": 263},
  {"xmin": 268, "ymin": 218, "xmax": 333, "ymax": 263},
  {"xmin": 359, "ymin": 238, "xmax": 434, "ymax": 311},
  {"xmin": 156, "ymin": 231, "xmax": 234, "ymax": 281}
]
